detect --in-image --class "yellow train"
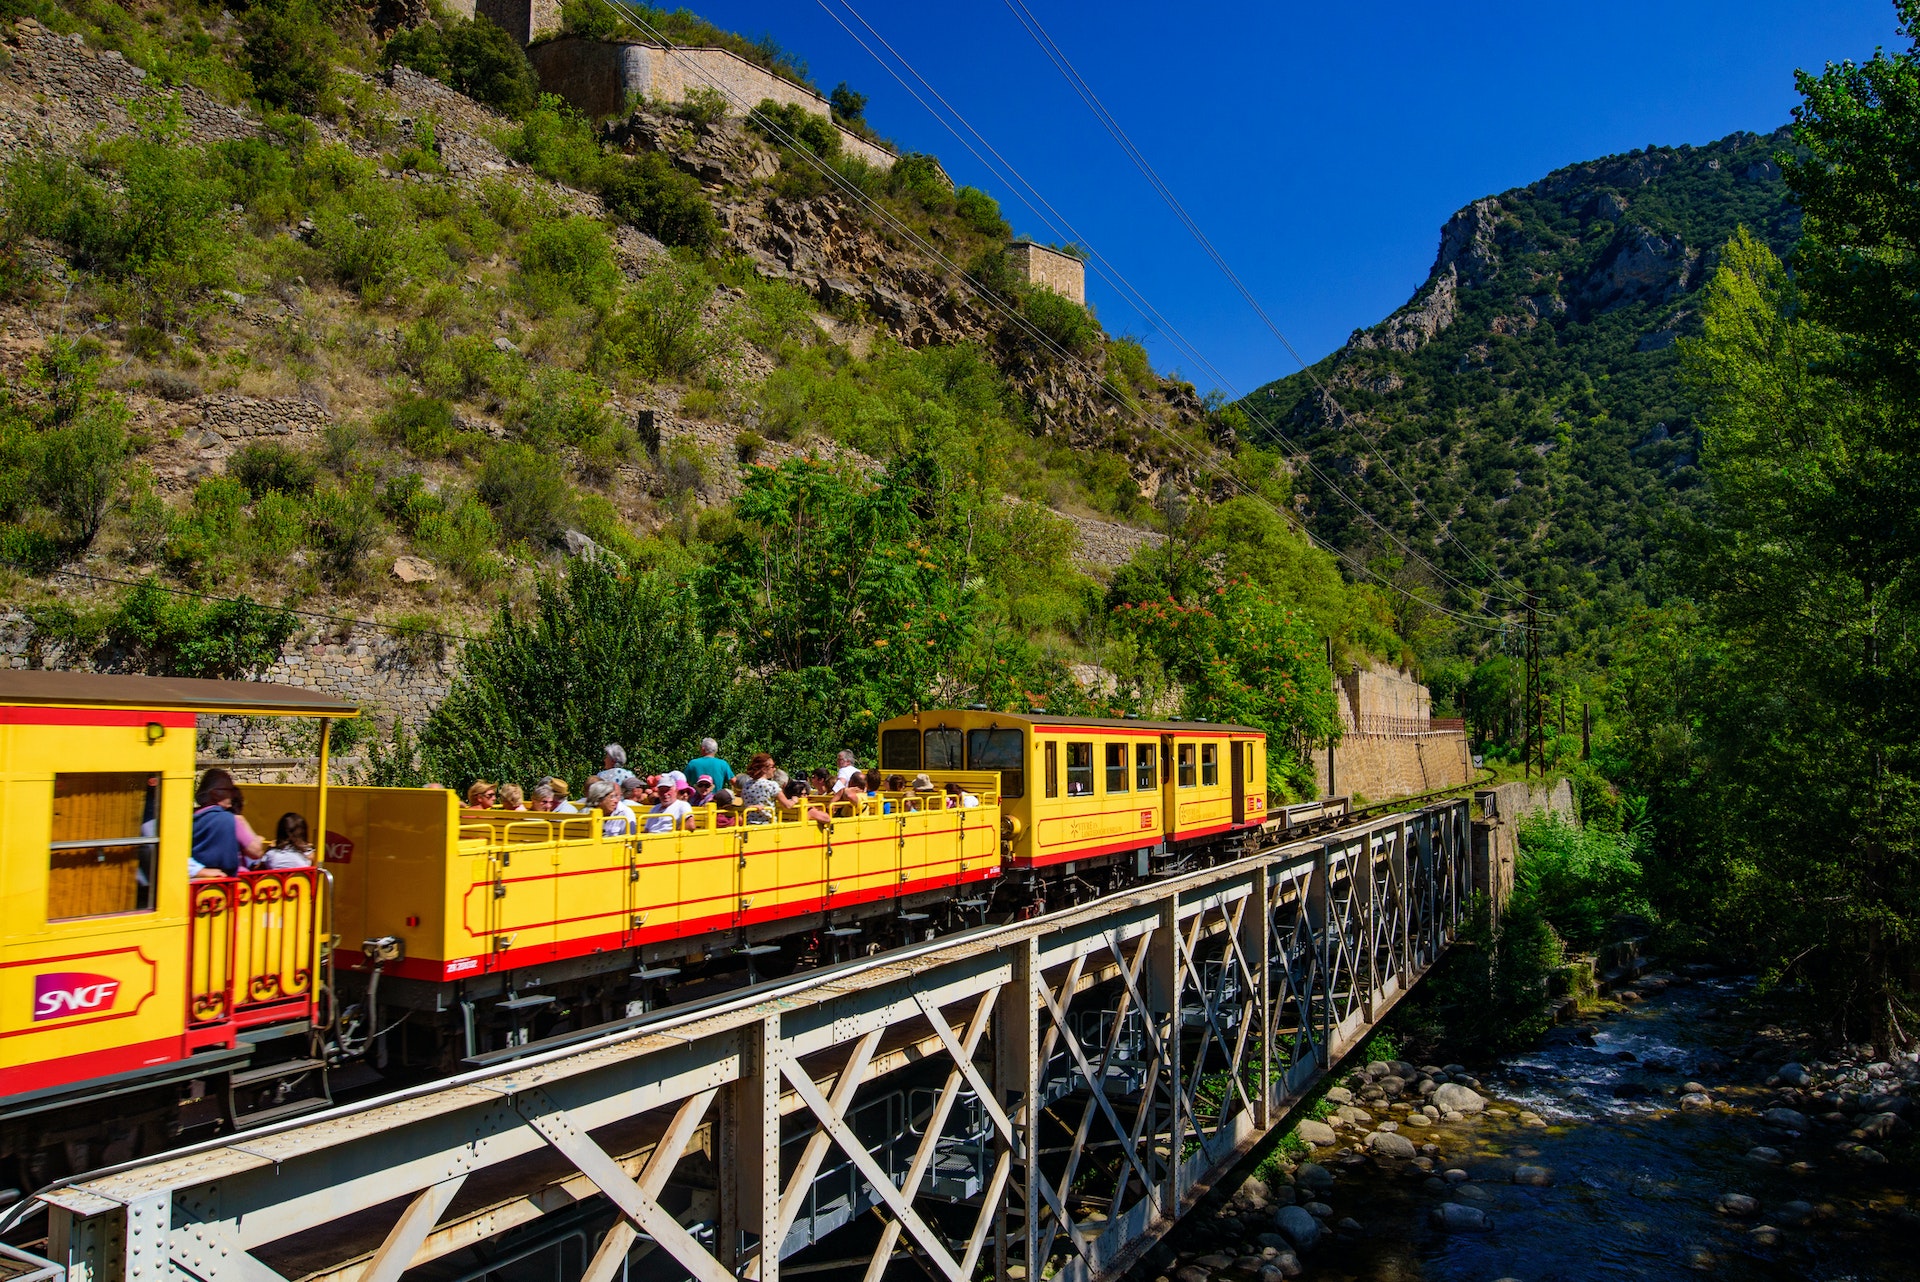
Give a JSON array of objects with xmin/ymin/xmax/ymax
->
[{"xmin": 0, "ymin": 672, "xmax": 1271, "ymax": 1186}]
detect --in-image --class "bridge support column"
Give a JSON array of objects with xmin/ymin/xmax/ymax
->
[
  {"xmin": 995, "ymin": 936, "xmax": 1039, "ymax": 1280},
  {"xmin": 1241, "ymin": 866, "xmax": 1273, "ymax": 1129},
  {"xmin": 722, "ymin": 1013, "xmax": 781, "ymax": 1279}
]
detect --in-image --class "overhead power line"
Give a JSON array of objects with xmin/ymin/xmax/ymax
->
[
  {"xmin": 813, "ymin": 0, "xmax": 1513, "ymax": 621},
  {"xmin": 602, "ymin": 1, "xmax": 1508, "ymax": 631},
  {"xmin": 997, "ymin": 0, "xmax": 1537, "ymax": 610}
]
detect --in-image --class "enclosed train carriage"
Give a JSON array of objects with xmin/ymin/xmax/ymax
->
[
  {"xmin": 0, "ymin": 671, "xmax": 355, "ymax": 1174},
  {"xmin": 245, "ymin": 772, "xmax": 1003, "ymax": 1061},
  {"xmin": 875, "ymin": 710, "xmax": 1267, "ymax": 881}
]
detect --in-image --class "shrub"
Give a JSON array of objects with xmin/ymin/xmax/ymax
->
[
  {"xmin": 249, "ymin": 489, "xmax": 307, "ymax": 569},
  {"xmin": 734, "ymin": 430, "xmax": 764, "ymax": 464},
  {"xmin": 40, "ymin": 406, "xmax": 129, "ymax": 549},
  {"xmin": 598, "ymin": 152, "xmax": 718, "ymax": 251},
  {"xmin": 382, "ymin": 393, "xmax": 464, "ymax": 458},
  {"xmin": 954, "ymin": 185, "xmax": 1009, "ymax": 238},
  {"xmin": 207, "ymin": 137, "xmax": 298, "ymax": 223},
  {"xmin": 319, "ymin": 419, "xmax": 369, "ymax": 475},
  {"xmin": 517, "ymin": 215, "xmax": 620, "ymax": 313},
  {"xmin": 1108, "ymin": 336, "xmax": 1152, "ymax": 393},
  {"xmin": 358, "ymin": 718, "xmax": 431, "ymax": 787},
  {"xmin": 596, "ymin": 261, "xmax": 728, "ymax": 379},
  {"xmin": 229, "ymin": 440, "xmax": 318, "ymax": 498},
  {"xmin": 416, "ymin": 490, "xmax": 506, "ymax": 587},
  {"xmin": 241, "ymin": 0, "xmax": 335, "ymax": 115},
  {"xmin": 886, "ymin": 153, "xmax": 948, "ymax": 206},
  {"xmin": 829, "ymin": 83, "xmax": 867, "ymax": 126},
  {"xmin": 505, "ymin": 96, "xmax": 604, "ymax": 188},
  {"xmin": 383, "ymin": 14, "xmax": 539, "ymax": 117},
  {"xmin": 387, "ymin": 610, "xmax": 448, "ymax": 664},
  {"xmin": 1019, "ymin": 284, "xmax": 1101, "ymax": 353},
  {"xmin": 101, "ymin": 578, "xmax": 297, "ymax": 678},
  {"xmin": 513, "ymin": 367, "xmax": 619, "ymax": 447},
  {"xmin": 478, "ymin": 442, "xmax": 574, "ymax": 546},
  {"xmin": 1514, "ymin": 813, "xmax": 1651, "ymax": 949},
  {"xmin": 673, "ymin": 85, "xmax": 729, "ymax": 131},
  {"xmin": 305, "ymin": 479, "xmax": 385, "ymax": 582},
  {"xmin": 558, "ymin": 0, "xmax": 626, "ymax": 40},
  {"xmin": 748, "ymin": 99, "xmax": 838, "ymax": 158}
]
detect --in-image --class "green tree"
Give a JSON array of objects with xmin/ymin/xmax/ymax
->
[
  {"xmin": 829, "ymin": 82, "xmax": 867, "ymax": 125},
  {"xmin": 383, "ymin": 14, "xmax": 539, "ymax": 117},
  {"xmin": 242, "ymin": 0, "xmax": 335, "ymax": 115},
  {"xmin": 422, "ymin": 559, "xmax": 737, "ymax": 791}
]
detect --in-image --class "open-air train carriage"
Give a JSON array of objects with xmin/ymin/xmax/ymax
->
[{"xmin": 0, "ymin": 668, "xmax": 1284, "ymax": 1191}]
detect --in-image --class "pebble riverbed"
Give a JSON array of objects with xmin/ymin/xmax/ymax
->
[{"xmin": 1134, "ymin": 967, "xmax": 1919, "ymax": 1282}]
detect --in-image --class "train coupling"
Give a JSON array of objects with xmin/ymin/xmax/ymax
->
[{"xmin": 363, "ymin": 935, "xmax": 405, "ymax": 964}]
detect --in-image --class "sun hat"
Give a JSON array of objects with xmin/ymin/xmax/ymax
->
[{"xmin": 911, "ymin": 773, "xmax": 938, "ymax": 792}]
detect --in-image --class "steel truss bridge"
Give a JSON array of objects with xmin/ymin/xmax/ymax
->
[{"xmin": 15, "ymin": 800, "xmax": 1473, "ymax": 1282}]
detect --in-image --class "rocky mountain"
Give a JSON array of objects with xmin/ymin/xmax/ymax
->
[{"xmin": 1240, "ymin": 127, "xmax": 1799, "ymax": 621}]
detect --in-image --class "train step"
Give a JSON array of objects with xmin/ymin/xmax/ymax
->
[
  {"xmin": 228, "ymin": 1056, "xmax": 327, "ymax": 1090},
  {"xmin": 233, "ymin": 1095, "xmax": 334, "ymax": 1130}
]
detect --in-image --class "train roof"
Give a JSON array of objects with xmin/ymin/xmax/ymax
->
[
  {"xmin": 0, "ymin": 670, "xmax": 360, "ymax": 718},
  {"xmin": 901, "ymin": 710, "xmax": 1263, "ymax": 735}
]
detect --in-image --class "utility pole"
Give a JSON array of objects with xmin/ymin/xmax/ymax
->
[
  {"xmin": 1524, "ymin": 592, "xmax": 1544, "ymax": 778},
  {"xmin": 1325, "ymin": 636, "xmax": 1336, "ymax": 797}
]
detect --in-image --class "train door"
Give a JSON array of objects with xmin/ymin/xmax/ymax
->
[
  {"xmin": 1159, "ymin": 733, "xmax": 1177, "ymax": 838},
  {"xmin": 1231, "ymin": 740, "xmax": 1247, "ymax": 825}
]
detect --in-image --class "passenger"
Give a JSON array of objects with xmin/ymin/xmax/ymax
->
[
  {"xmin": 885, "ymin": 774, "xmax": 907, "ymax": 792},
  {"xmin": 585, "ymin": 780, "xmax": 633, "ymax": 837},
  {"xmin": 597, "ymin": 744, "xmax": 638, "ymax": 792},
  {"xmin": 711, "ymin": 788, "xmax": 738, "ymax": 828},
  {"xmin": 465, "ymin": 780, "xmax": 498, "ymax": 809},
  {"xmin": 644, "ymin": 780, "xmax": 693, "ymax": 834},
  {"xmin": 910, "ymin": 774, "xmax": 939, "ymax": 809},
  {"xmin": 836, "ymin": 771, "xmax": 869, "ymax": 810},
  {"xmin": 497, "ymin": 783, "xmax": 527, "ymax": 811},
  {"xmin": 834, "ymin": 750, "xmax": 858, "ymax": 787},
  {"xmin": 780, "ymin": 778, "xmax": 819, "ymax": 823},
  {"xmin": 808, "ymin": 767, "xmax": 835, "ymax": 796},
  {"xmin": 547, "ymin": 777, "xmax": 579, "ymax": 813},
  {"xmin": 685, "ymin": 738, "xmax": 735, "ymax": 791},
  {"xmin": 256, "ymin": 813, "xmax": 317, "ymax": 870},
  {"xmin": 619, "ymin": 778, "xmax": 649, "ymax": 827},
  {"xmin": 190, "ymin": 769, "xmax": 265, "ymax": 878},
  {"xmin": 945, "ymin": 782, "xmax": 980, "ymax": 809},
  {"xmin": 739, "ymin": 754, "xmax": 783, "ymax": 809},
  {"xmin": 529, "ymin": 783, "xmax": 557, "ymax": 812},
  {"xmin": 688, "ymin": 774, "xmax": 716, "ymax": 807}
]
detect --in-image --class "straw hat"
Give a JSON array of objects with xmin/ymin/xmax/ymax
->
[{"xmin": 911, "ymin": 773, "xmax": 938, "ymax": 792}]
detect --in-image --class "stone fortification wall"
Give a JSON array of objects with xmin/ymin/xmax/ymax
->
[
  {"xmin": 1008, "ymin": 241, "xmax": 1086, "ymax": 306},
  {"xmin": 527, "ymin": 39, "xmax": 896, "ymax": 170},
  {"xmin": 1336, "ymin": 662, "xmax": 1432, "ymax": 736},
  {"xmin": 1311, "ymin": 730, "xmax": 1470, "ymax": 803}
]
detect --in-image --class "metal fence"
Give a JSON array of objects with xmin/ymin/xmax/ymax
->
[{"xmin": 24, "ymin": 800, "xmax": 1472, "ymax": 1282}]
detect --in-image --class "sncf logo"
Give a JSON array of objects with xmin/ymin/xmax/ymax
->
[{"xmin": 33, "ymin": 971, "xmax": 121, "ymax": 1021}]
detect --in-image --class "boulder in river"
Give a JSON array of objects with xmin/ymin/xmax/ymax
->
[
  {"xmin": 1854, "ymin": 1112, "xmax": 1901, "ymax": 1140},
  {"xmin": 1431, "ymin": 1083, "xmax": 1486, "ymax": 1114},
  {"xmin": 1512, "ymin": 1164, "xmax": 1552, "ymax": 1186},
  {"xmin": 1295, "ymin": 1119, "xmax": 1337, "ymax": 1147},
  {"xmin": 1365, "ymin": 1130, "xmax": 1418, "ymax": 1158},
  {"xmin": 1324, "ymin": 1086, "xmax": 1354, "ymax": 1106},
  {"xmin": 1763, "ymin": 1107, "xmax": 1812, "ymax": 1132},
  {"xmin": 1680, "ymin": 1092, "xmax": 1713, "ymax": 1110},
  {"xmin": 1272, "ymin": 1204, "xmax": 1322, "ymax": 1250},
  {"xmin": 1260, "ymin": 1251, "xmax": 1303, "ymax": 1280},
  {"xmin": 1294, "ymin": 1162, "xmax": 1335, "ymax": 1190},
  {"xmin": 1172, "ymin": 1265, "xmax": 1210, "ymax": 1282},
  {"xmin": 1713, "ymin": 1192, "xmax": 1759, "ymax": 1216},
  {"xmin": 1746, "ymin": 1146, "xmax": 1783, "ymax": 1164},
  {"xmin": 1778, "ymin": 1062, "xmax": 1812, "ymax": 1087},
  {"xmin": 1444, "ymin": 1168, "xmax": 1469, "ymax": 1183},
  {"xmin": 1429, "ymin": 1202, "xmax": 1493, "ymax": 1232}
]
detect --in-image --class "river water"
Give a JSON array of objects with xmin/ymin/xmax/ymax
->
[{"xmin": 1282, "ymin": 972, "xmax": 1918, "ymax": 1282}]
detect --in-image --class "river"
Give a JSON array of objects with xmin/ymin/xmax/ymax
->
[{"xmin": 1155, "ymin": 968, "xmax": 1919, "ymax": 1282}]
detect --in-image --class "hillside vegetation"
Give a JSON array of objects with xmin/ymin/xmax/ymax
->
[{"xmin": 0, "ymin": 0, "xmax": 1396, "ymax": 795}]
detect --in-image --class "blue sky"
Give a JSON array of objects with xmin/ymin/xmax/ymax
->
[{"xmin": 671, "ymin": 1, "xmax": 1900, "ymax": 396}]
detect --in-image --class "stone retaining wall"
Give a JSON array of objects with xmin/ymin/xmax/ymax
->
[{"xmin": 1310, "ymin": 730, "xmax": 1471, "ymax": 803}]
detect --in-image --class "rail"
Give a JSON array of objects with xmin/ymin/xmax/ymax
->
[{"xmin": 17, "ymin": 800, "xmax": 1473, "ymax": 1282}]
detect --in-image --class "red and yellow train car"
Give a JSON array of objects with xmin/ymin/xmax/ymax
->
[
  {"xmin": 0, "ymin": 671, "xmax": 355, "ymax": 1176},
  {"xmin": 877, "ymin": 710, "xmax": 1267, "ymax": 892}
]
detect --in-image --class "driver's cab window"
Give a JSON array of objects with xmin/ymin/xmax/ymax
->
[{"xmin": 50, "ymin": 772, "xmax": 159, "ymax": 920}]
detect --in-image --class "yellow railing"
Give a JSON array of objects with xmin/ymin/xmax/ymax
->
[{"xmin": 187, "ymin": 869, "xmax": 321, "ymax": 1028}]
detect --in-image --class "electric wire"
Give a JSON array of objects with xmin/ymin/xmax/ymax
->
[
  {"xmin": 998, "ymin": 0, "xmax": 1538, "ymax": 609},
  {"xmin": 814, "ymin": 0, "xmax": 1514, "ymax": 617},
  {"xmin": 601, "ymin": 1, "xmax": 1509, "ymax": 631}
]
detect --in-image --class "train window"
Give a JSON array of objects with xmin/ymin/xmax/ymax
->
[
  {"xmin": 925, "ymin": 728, "xmax": 964, "ymax": 770},
  {"xmin": 1105, "ymin": 743, "xmax": 1129, "ymax": 793},
  {"xmin": 1136, "ymin": 743, "xmax": 1156, "ymax": 791},
  {"xmin": 49, "ymin": 771, "xmax": 159, "ymax": 921},
  {"xmin": 1045, "ymin": 741, "xmax": 1059, "ymax": 798},
  {"xmin": 1065, "ymin": 742, "xmax": 1093, "ymax": 796},
  {"xmin": 1247, "ymin": 746, "xmax": 1257, "ymax": 782},
  {"xmin": 967, "ymin": 728, "xmax": 1025, "ymax": 798},
  {"xmin": 1202, "ymin": 743, "xmax": 1219, "ymax": 786},
  {"xmin": 881, "ymin": 729, "xmax": 921, "ymax": 770},
  {"xmin": 1177, "ymin": 744, "xmax": 1196, "ymax": 788}
]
